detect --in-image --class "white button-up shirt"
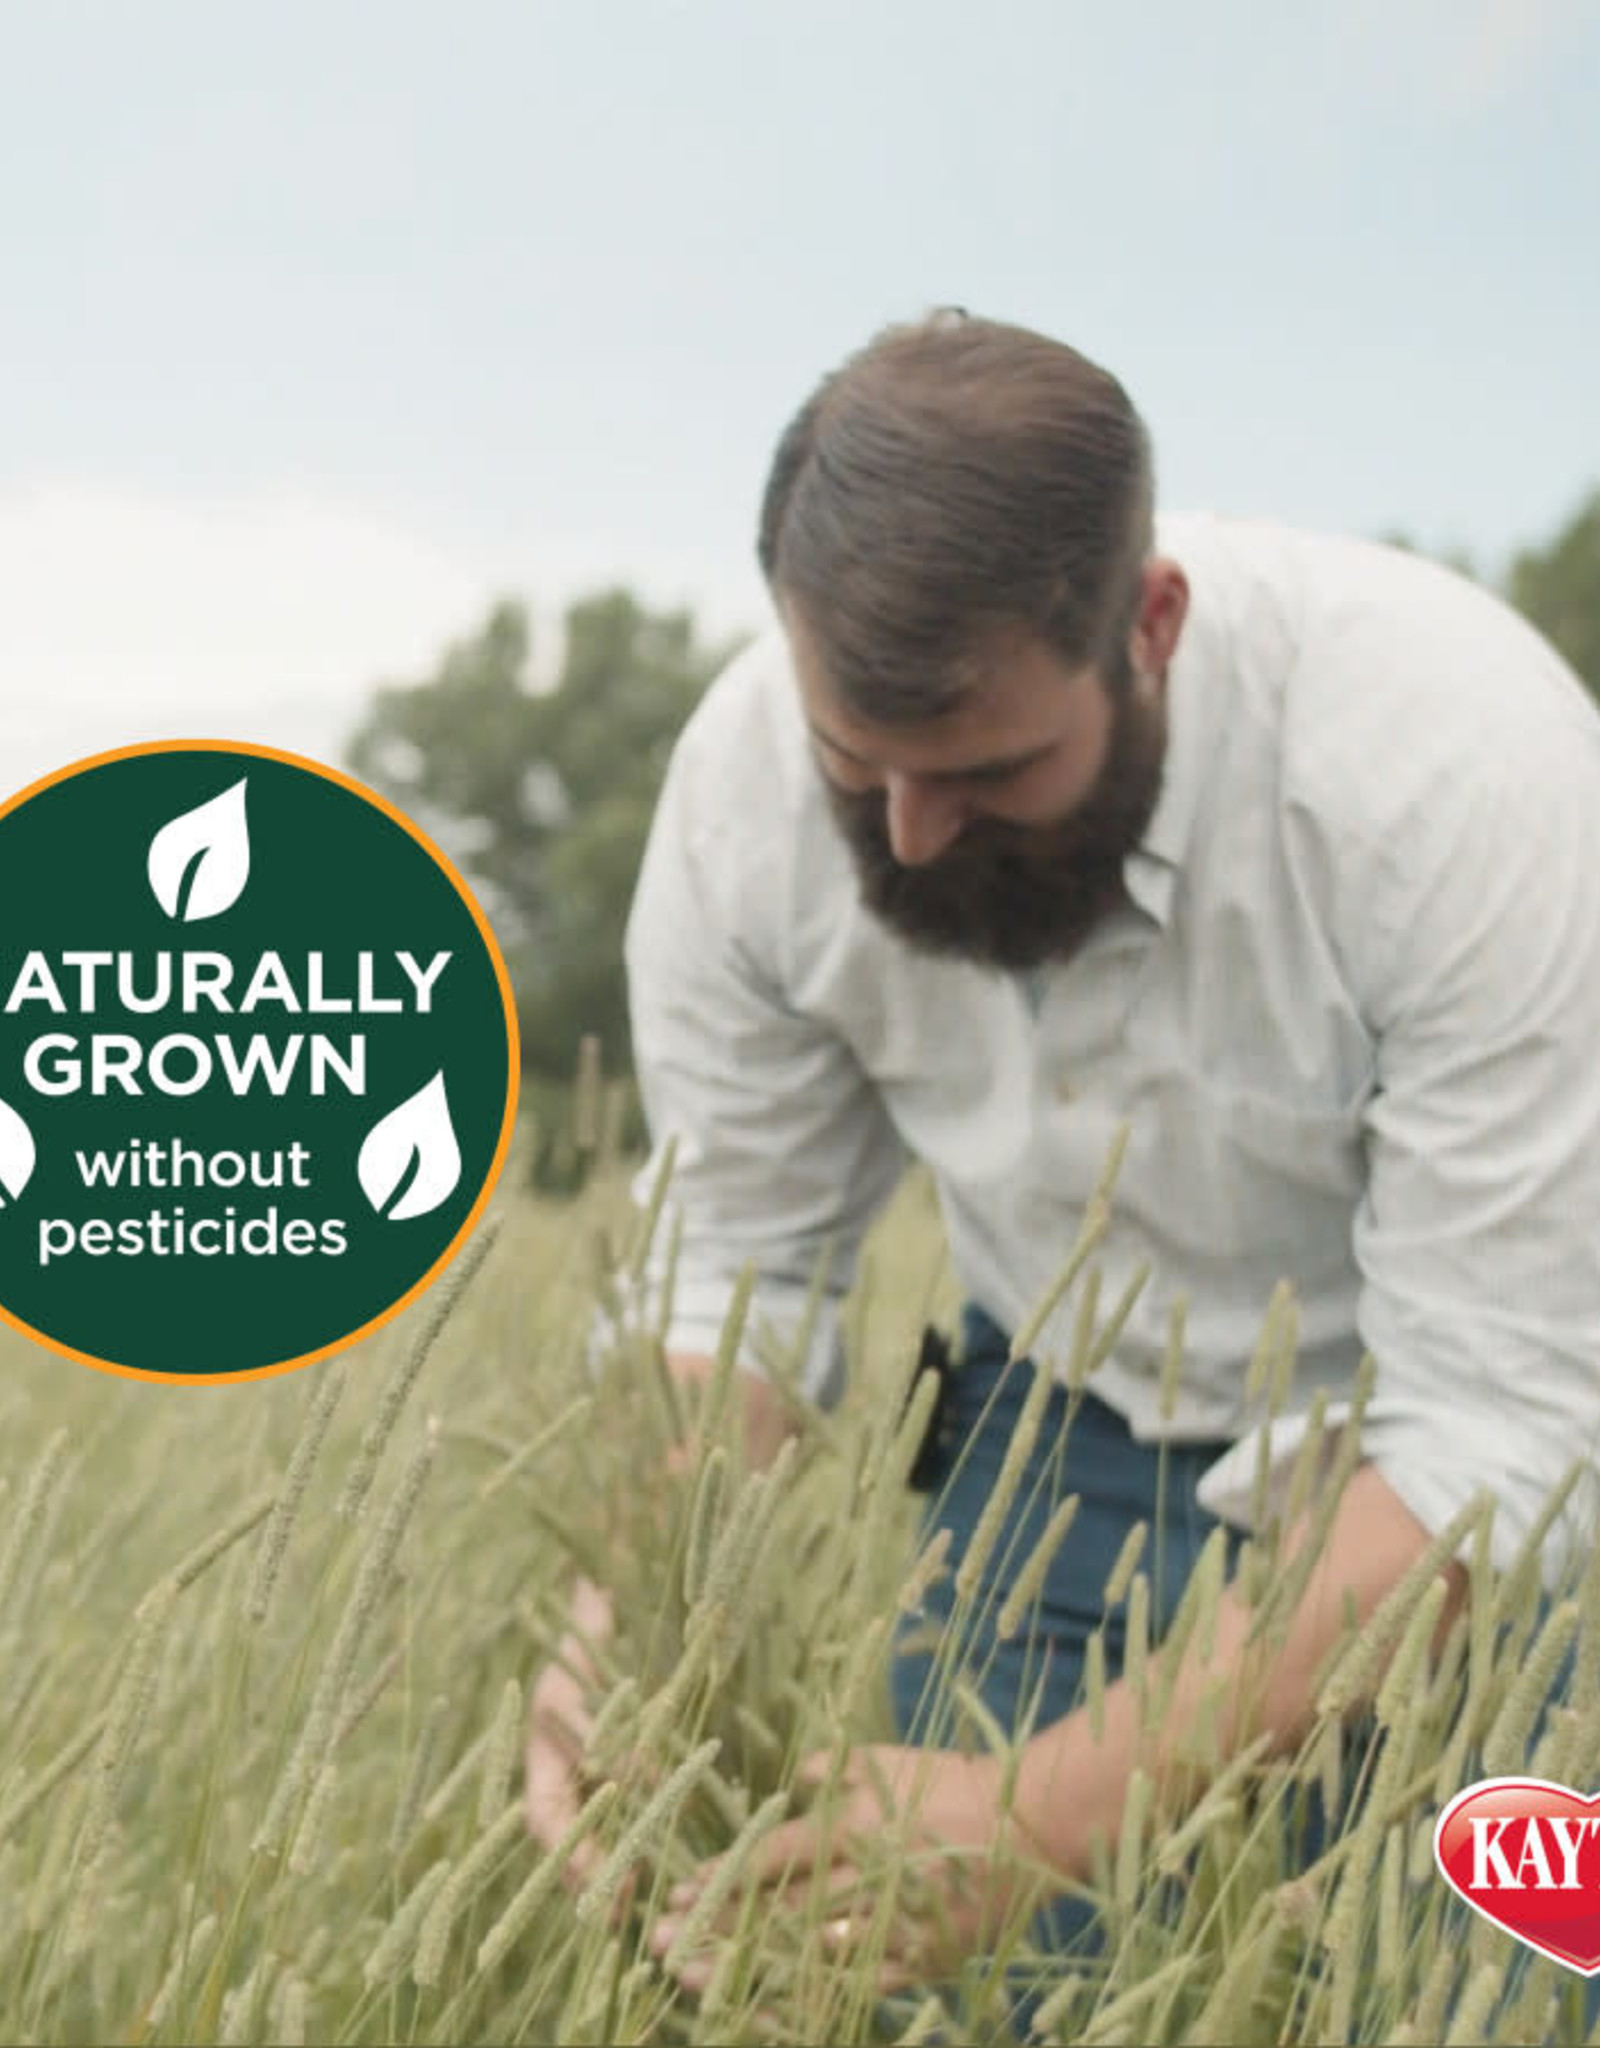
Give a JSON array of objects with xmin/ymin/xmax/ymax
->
[{"xmin": 622, "ymin": 513, "xmax": 1600, "ymax": 1585}]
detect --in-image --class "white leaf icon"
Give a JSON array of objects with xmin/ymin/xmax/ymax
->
[
  {"xmin": 0, "ymin": 1096, "xmax": 37, "ymax": 1206},
  {"xmin": 148, "ymin": 777, "xmax": 250, "ymax": 921},
  {"xmin": 358, "ymin": 1071, "xmax": 462, "ymax": 1221}
]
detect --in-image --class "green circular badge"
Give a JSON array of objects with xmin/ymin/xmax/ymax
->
[{"xmin": 0, "ymin": 742, "xmax": 519, "ymax": 1381}]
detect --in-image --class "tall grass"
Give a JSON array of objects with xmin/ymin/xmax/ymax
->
[{"xmin": 0, "ymin": 1148, "xmax": 1593, "ymax": 2044}]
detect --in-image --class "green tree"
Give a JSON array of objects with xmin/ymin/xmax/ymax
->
[
  {"xmin": 1507, "ymin": 487, "xmax": 1600, "ymax": 697},
  {"xmin": 345, "ymin": 588, "xmax": 747, "ymax": 1084}
]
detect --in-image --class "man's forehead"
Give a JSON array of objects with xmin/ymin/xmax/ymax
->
[
  {"xmin": 784, "ymin": 617, "xmax": 1090, "ymax": 763},
  {"xmin": 780, "ymin": 595, "xmax": 1036, "ymax": 693}
]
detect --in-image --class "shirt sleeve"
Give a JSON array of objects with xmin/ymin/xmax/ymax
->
[
  {"xmin": 609, "ymin": 722, "xmax": 909, "ymax": 1406},
  {"xmin": 1203, "ymin": 705, "xmax": 1600, "ymax": 1590}
]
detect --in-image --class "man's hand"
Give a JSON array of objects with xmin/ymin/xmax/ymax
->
[
  {"xmin": 667, "ymin": 1348, "xmax": 795, "ymax": 1474},
  {"xmin": 523, "ymin": 1576, "xmax": 613, "ymax": 1889},
  {"xmin": 649, "ymin": 1743, "xmax": 1053, "ymax": 1994},
  {"xmin": 524, "ymin": 1349, "xmax": 801, "ymax": 1905}
]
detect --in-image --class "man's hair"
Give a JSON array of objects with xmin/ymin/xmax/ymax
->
[{"xmin": 757, "ymin": 310, "xmax": 1155, "ymax": 721}]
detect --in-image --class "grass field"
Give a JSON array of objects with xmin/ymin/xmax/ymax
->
[{"xmin": 0, "ymin": 1146, "xmax": 1594, "ymax": 2045}]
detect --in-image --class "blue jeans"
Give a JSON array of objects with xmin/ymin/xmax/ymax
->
[{"xmin": 891, "ymin": 1302, "xmax": 1247, "ymax": 1968}]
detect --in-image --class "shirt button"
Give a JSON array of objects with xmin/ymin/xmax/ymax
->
[{"xmin": 1056, "ymin": 1076, "xmax": 1076, "ymax": 1102}]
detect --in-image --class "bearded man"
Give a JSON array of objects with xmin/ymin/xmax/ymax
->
[{"xmin": 527, "ymin": 310, "xmax": 1600, "ymax": 1993}]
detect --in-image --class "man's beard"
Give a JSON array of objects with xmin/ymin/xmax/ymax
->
[{"xmin": 822, "ymin": 669, "xmax": 1169, "ymax": 973}]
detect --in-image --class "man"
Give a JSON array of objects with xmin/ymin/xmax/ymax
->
[{"xmin": 528, "ymin": 311, "xmax": 1600, "ymax": 1985}]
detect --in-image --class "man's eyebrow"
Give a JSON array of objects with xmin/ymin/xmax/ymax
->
[{"xmin": 806, "ymin": 722, "xmax": 1054, "ymax": 782}]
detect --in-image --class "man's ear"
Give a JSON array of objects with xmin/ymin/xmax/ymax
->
[{"xmin": 1131, "ymin": 557, "xmax": 1190, "ymax": 674}]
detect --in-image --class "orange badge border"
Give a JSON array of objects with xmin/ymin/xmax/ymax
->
[{"xmin": 0, "ymin": 737, "xmax": 522, "ymax": 1385}]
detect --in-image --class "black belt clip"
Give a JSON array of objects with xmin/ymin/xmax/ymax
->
[{"xmin": 904, "ymin": 1322, "xmax": 955, "ymax": 1492}]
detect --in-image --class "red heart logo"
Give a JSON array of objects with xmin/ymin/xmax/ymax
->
[{"xmin": 1434, "ymin": 1778, "xmax": 1600, "ymax": 1975}]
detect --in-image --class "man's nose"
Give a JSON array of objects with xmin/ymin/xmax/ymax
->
[{"xmin": 884, "ymin": 773, "xmax": 966, "ymax": 866}]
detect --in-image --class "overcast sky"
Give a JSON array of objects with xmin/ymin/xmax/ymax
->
[{"xmin": 4, "ymin": 0, "xmax": 1597, "ymax": 799}]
